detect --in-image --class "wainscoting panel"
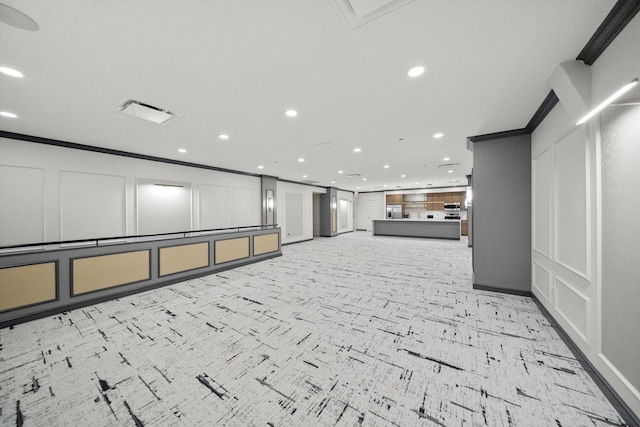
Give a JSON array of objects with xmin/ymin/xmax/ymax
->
[
  {"xmin": 0, "ymin": 262, "xmax": 56, "ymax": 311},
  {"xmin": 60, "ymin": 171, "xmax": 126, "ymax": 241},
  {"xmin": 532, "ymin": 261, "xmax": 552, "ymax": 302},
  {"xmin": 0, "ymin": 165, "xmax": 44, "ymax": 246},
  {"xmin": 159, "ymin": 242, "xmax": 209, "ymax": 277},
  {"xmin": 199, "ymin": 184, "xmax": 230, "ymax": 230},
  {"xmin": 554, "ymin": 276, "xmax": 589, "ymax": 343},
  {"xmin": 72, "ymin": 251, "xmax": 150, "ymax": 295},
  {"xmin": 215, "ymin": 237, "xmax": 250, "ymax": 264},
  {"xmin": 554, "ymin": 127, "xmax": 590, "ymax": 279},
  {"xmin": 532, "ymin": 148, "xmax": 552, "ymax": 258},
  {"xmin": 253, "ymin": 233, "xmax": 279, "ymax": 256}
]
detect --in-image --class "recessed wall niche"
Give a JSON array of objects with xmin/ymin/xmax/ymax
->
[{"xmin": 136, "ymin": 179, "xmax": 192, "ymax": 235}]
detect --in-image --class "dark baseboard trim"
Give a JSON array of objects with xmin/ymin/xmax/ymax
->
[
  {"xmin": 0, "ymin": 252, "xmax": 282, "ymax": 330},
  {"xmin": 531, "ymin": 296, "xmax": 640, "ymax": 427},
  {"xmin": 282, "ymin": 238, "xmax": 314, "ymax": 246},
  {"xmin": 472, "ymin": 283, "xmax": 533, "ymax": 297}
]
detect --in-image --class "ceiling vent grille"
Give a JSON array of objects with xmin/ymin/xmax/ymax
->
[
  {"xmin": 438, "ymin": 163, "xmax": 460, "ymax": 169},
  {"xmin": 115, "ymin": 100, "xmax": 176, "ymax": 124},
  {"xmin": 346, "ymin": 173, "xmax": 361, "ymax": 178}
]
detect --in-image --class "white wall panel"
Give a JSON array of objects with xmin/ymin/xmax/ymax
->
[
  {"xmin": 199, "ymin": 184, "xmax": 230, "ymax": 229},
  {"xmin": 0, "ymin": 165, "xmax": 44, "ymax": 246},
  {"xmin": 532, "ymin": 149, "xmax": 551, "ymax": 257},
  {"xmin": 355, "ymin": 192, "xmax": 384, "ymax": 231},
  {"xmin": 532, "ymin": 261, "xmax": 551, "ymax": 302},
  {"xmin": 232, "ymin": 187, "xmax": 260, "ymax": 227},
  {"xmin": 285, "ymin": 193, "xmax": 303, "ymax": 238},
  {"xmin": 555, "ymin": 276, "xmax": 590, "ymax": 342},
  {"xmin": 554, "ymin": 127, "xmax": 589, "ymax": 279},
  {"xmin": 137, "ymin": 179, "xmax": 191, "ymax": 235},
  {"xmin": 60, "ymin": 171, "xmax": 126, "ymax": 241}
]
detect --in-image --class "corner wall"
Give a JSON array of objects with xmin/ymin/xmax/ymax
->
[
  {"xmin": 531, "ymin": 12, "xmax": 640, "ymax": 418},
  {"xmin": 472, "ymin": 134, "xmax": 532, "ymax": 293}
]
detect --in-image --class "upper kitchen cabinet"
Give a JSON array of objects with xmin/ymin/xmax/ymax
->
[
  {"xmin": 426, "ymin": 191, "xmax": 466, "ymax": 210},
  {"xmin": 386, "ymin": 194, "xmax": 403, "ymax": 204}
]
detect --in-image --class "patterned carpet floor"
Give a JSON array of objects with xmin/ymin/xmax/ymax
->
[{"xmin": 0, "ymin": 232, "xmax": 628, "ymax": 426}]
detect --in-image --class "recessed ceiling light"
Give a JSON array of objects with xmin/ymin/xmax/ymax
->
[
  {"xmin": 443, "ymin": 157, "xmax": 450, "ymax": 161},
  {"xmin": 218, "ymin": 134, "xmax": 229, "ymax": 140},
  {"xmin": 448, "ymin": 170, "xmax": 454, "ymax": 173},
  {"xmin": 258, "ymin": 165, "xmax": 264, "ymax": 169},
  {"xmin": 415, "ymin": 182, "xmax": 419, "ymax": 185},
  {"xmin": 178, "ymin": 148, "xmax": 187, "ymax": 153},
  {"xmin": 363, "ymin": 178, "xmax": 367, "ymax": 181},
  {"xmin": 433, "ymin": 133, "xmax": 444, "ymax": 139},
  {"xmin": 357, "ymin": 187, "xmax": 360, "ymax": 189},
  {"xmin": 353, "ymin": 148, "xmax": 361, "ymax": 153},
  {"xmin": 401, "ymin": 174, "xmax": 406, "ymax": 178},
  {"xmin": 298, "ymin": 158, "xmax": 304, "ymax": 162},
  {"xmin": 303, "ymin": 175, "xmax": 307, "ymax": 178},
  {"xmin": 285, "ymin": 109, "xmax": 297, "ymax": 117},
  {"xmin": 0, "ymin": 111, "xmax": 17, "ymax": 118},
  {"xmin": 0, "ymin": 66, "xmax": 24, "ymax": 78},
  {"xmin": 331, "ymin": 181, "xmax": 335, "ymax": 184},
  {"xmin": 338, "ymin": 170, "xmax": 343, "ymax": 174},
  {"xmin": 407, "ymin": 66, "xmax": 425, "ymax": 77},
  {"xmin": 384, "ymin": 165, "xmax": 390, "ymax": 168}
]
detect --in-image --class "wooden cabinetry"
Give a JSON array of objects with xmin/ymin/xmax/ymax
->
[
  {"xmin": 461, "ymin": 220, "xmax": 468, "ymax": 236},
  {"xmin": 386, "ymin": 194, "xmax": 403, "ymax": 204},
  {"xmin": 426, "ymin": 191, "xmax": 466, "ymax": 209}
]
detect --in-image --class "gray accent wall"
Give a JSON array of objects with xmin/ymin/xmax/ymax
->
[
  {"xmin": 472, "ymin": 134, "xmax": 532, "ymax": 293},
  {"xmin": 320, "ymin": 187, "xmax": 338, "ymax": 237},
  {"xmin": 261, "ymin": 176, "xmax": 278, "ymax": 226},
  {"xmin": 600, "ymin": 104, "xmax": 640, "ymax": 393}
]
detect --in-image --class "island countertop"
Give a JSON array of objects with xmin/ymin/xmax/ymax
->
[{"xmin": 372, "ymin": 219, "xmax": 460, "ymax": 240}]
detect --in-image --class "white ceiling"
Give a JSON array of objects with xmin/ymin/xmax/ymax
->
[{"xmin": 0, "ymin": 0, "xmax": 615, "ymax": 192}]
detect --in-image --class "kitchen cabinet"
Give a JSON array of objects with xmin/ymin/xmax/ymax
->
[
  {"xmin": 427, "ymin": 191, "xmax": 466, "ymax": 209},
  {"xmin": 386, "ymin": 194, "xmax": 403, "ymax": 204},
  {"xmin": 461, "ymin": 220, "xmax": 468, "ymax": 236}
]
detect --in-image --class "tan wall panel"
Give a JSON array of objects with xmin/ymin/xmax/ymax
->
[
  {"xmin": 160, "ymin": 242, "xmax": 209, "ymax": 276},
  {"xmin": 215, "ymin": 237, "xmax": 249, "ymax": 264},
  {"xmin": 254, "ymin": 233, "xmax": 279, "ymax": 256},
  {"xmin": 0, "ymin": 262, "xmax": 56, "ymax": 311},
  {"xmin": 73, "ymin": 251, "xmax": 150, "ymax": 295}
]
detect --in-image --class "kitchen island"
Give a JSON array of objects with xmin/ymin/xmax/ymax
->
[{"xmin": 372, "ymin": 219, "xmax": 460, "ymax": 240}]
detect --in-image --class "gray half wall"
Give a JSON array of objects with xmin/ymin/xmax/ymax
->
[{"xmin": 472, "ymin": 134, "xmax": 531, "ymax": 293}]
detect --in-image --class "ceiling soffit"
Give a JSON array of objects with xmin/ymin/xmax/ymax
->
[{"xmin": 333, "ymin": 0, "xmax": 416, "ymax": 29}]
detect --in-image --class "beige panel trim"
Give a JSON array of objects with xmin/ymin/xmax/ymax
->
[
  {"xmin": 254, "ymin": 233, "xmax": 279, "ymax": 256},
  {"xmin": 0, "ymin": 262, "xmax": 57, "ymax": 312},
  {"xmin": 159, "ymin": 242, "xmax": 209, "ymax": 277},
  {"xmin": 73, "ymin": 250, "xmax": 150, "ymax": 295},
  {"xmin": 215, "ymin": 237, "xmax": 249, "ymax": 264}
]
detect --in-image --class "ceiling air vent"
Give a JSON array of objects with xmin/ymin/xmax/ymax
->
[
  {"xmin": 346, "ymin": 173, "xmax": 361, "ymax": 178},
  {"xmin": 438, "ymin": 163, "xmax": 460, "ymax": 169},
  {"xmin": 115, "ymin": 100, "xmax": 176, "ymax": 124}
]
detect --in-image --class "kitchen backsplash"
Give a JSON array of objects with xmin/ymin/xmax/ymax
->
[{"xmin": 403, "ymin": 209, "xmax": 468, "ymax": 220}]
